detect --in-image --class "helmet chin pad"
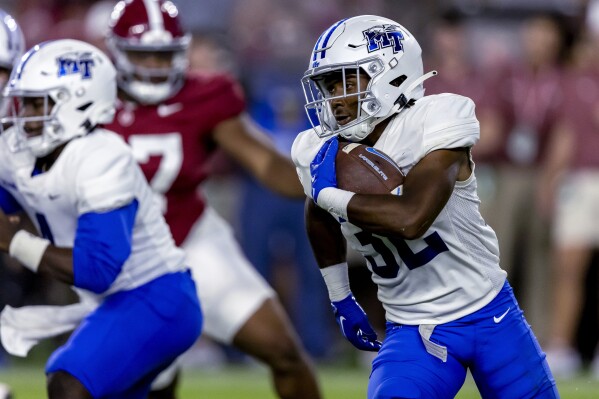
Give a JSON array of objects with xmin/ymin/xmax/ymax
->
[
  {"xmin": 26, "ymin": 132, "xmax": 58, "ymax": 157},
  {"xmin": 338, "ymin": 118, "xmax": 375, "ymax": 142},
  {"xmin": 125, "ymin": 80, "xmax": 175, "ymax": 104}
]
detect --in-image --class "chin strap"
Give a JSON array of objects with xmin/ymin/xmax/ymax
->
[{"xmin": 368, "ymin": 70, "xmax": 438, "ymax": 132}]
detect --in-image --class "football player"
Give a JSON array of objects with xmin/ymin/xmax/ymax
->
[
  {"xmin": 0, "ymin": 9, "xmax": 24, "ymax": 399},
  {"xmin": 293, "ymin": 15, "xmax": 559, "ymax": 398},
  {"xmin": 0, "ymin": 39, "xmax": 202, "ymax": 398},
  {"xmin": 104, "ymin": 1, "xmax": 321, "ymax": 398}
]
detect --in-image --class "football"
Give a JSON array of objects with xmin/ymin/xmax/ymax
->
[{"xmin": 336, "ymin": 141, "xmax": 404, "ymax": 195}]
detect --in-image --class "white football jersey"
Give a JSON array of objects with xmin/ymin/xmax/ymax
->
[
  {"xmin": 0, "ymin": 128, "xmax": 187, "ymax": 296},
  {"xmin": 292, "ymin": 93, "xmax": 507, "ymax": 325}
]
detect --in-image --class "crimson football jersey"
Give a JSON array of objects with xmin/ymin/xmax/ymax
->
[{"xmin": 105, "ymin": 72, "xmax": 246, "ymax": 245}]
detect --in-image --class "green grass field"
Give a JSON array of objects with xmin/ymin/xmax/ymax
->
[{"xmin": 1, "ymin": 364, "xmax": 599, "ymax": 398}]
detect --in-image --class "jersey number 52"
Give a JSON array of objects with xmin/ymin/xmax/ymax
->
[{"xmin": 355, "ymin": 231, "xmax": 449, "ymax": 278}]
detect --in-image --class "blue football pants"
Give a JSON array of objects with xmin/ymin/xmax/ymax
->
[
  {"xmin": 46, "ymin": 270, "xmax": 202, "ymax": 399},
  {"xmin": 368, "ymin": 281, "xmax": 559, "ymax": 399}
]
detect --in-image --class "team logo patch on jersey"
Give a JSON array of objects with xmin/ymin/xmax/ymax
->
[
  {"xmin": 57, "ymin": 53, "xmax": 95, "ymax": 79},
  {"xmin": 363, "ymin": 24, "xmax": 404, "ymax": 54}
]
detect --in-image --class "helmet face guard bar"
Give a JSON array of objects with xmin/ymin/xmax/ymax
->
[
  {"xmin": 112, "ymin": 35, "xmax": 191, "ymax": 53},
  {"xmin": 1, "ymin": 90, "xmax": 64, "ymax": 154},
  {"xmin": 1, "ymin": 90, "xmax": 57, "ymax": 127},
  {"xmin": 302, "ymin": 57, "xmax": 384, "ymax": 138}
]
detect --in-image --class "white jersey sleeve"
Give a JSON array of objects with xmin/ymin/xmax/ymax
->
[
  {"xmin": 422, "ymin": 94, "xmax": 479, "ymax": 153},
  {"xmin": 291, "ymin": 126, "xmax": 329, "ymax": 199},
  {"xmin": 73, "ymin": 135, "xmax": 137, "ymax": 214},
  {"xmin": 378, "ymin": 93, "xmax": 480, "ymax": 176}
]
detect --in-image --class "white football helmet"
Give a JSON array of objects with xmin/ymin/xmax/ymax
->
[
  {"xmin": 1, "ymin": 39, "xmax": 117, "ymax": 157},
  {"xmin": 106, "ymin": 0, "xmax": 191, "ymax": 104},
  {"xmin": 0, "ymin": 9, "xmax": 24, "ymax": 72},
  {"xmin": 0, "ymin": 9, "xmax": 25, "ymax": 116},
  {"xmin": 303, "ymin": 15, "xmax": 436, "ymax": 141}
]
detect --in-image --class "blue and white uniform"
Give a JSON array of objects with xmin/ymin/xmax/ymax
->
[
  {"xmin": 293, "ymin": 94, "xmax": 558, "ymax": 398},
  {"xmin": 0, "ymin": 127, "xmax": 202, "ymax": 398}
]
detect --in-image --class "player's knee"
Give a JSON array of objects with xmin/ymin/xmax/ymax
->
[
  {"xmin": 371, "ymin": 377, "xmax": 423, "ymax": 399},
  {"xmin": 47, "ymin": 371, "xmax": 93, "ymax": 399},
  {"xmin": 268, "ymin": 340, "xmax": 305, "ymax": 371},
  {"xmin": 233, "ymin": 300, "xmax": 310, "ymax": 372}
]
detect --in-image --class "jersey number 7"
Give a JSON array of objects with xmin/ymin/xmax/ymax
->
[{"xmin": 128, "ymin": 133, "xmax": 183, "ymax": 214}]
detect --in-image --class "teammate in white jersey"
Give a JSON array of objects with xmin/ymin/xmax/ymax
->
[
  {"xmin": 0, "ymin": 9, "xmax": 23, "ymax": 399},
  {"xmin": 0, "ymin": 39, "xmax": 202, "ymax": 398},
  {"xmin": 292, "ymin": 15, "xmax": 558, "ymax": 398}
]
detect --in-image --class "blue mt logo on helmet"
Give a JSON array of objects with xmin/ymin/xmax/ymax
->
[
  {"xmin": 363, "ymin": 24, "xmax": 404, "ymax": 54},
  {"xmin": 57, "ymin": 53, "xmax": 95, "ymax": 79}
]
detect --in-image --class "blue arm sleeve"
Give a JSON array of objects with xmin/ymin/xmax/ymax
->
[
  {"xmin": 0, "ymin": 185, "xmax": 23, "ymax": 214},
  {"xmin": 73, "ymin": 199, "xmax": 138, "ymax": 294}
]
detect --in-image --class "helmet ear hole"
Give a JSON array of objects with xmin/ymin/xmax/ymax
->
[
  {"xmin": 389, "ymin": 75, "xmax": 407, "ymax": 87},
  {"xmin": 77, "ymin": 102, "xmax": 93, "ymax": 111}
]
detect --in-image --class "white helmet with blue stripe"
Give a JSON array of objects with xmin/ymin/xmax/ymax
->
[
  {"xmin": 0, "ymin": 9, "xmax": 24, "ymax": 72},
  {"xmin": 2, "ymin": 39, "xmax": 116, "ymax": 157},
  {"xmin": 302, "ymin": 15, "xmax": 436, "ymax": 142}
]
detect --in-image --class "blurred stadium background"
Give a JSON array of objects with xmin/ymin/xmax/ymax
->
[{"xmin": 1, "ymin": 0, "xmax": 599, "ymax": 397}]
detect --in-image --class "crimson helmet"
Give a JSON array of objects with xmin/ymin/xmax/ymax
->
[{"xmin": 106, "ymin": 0, "xmax": 191, "ymax": 104}]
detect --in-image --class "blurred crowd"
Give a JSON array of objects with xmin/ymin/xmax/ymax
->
[{"xmin": 0, "ymin": 0, "xmax": 598, "ymax": 380}]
